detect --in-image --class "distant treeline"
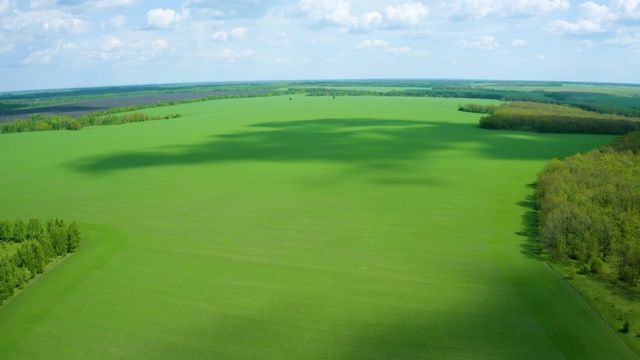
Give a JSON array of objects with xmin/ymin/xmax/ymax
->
[
  {"xmin": 0, "ymin": 83, "xmax": 286, "ymax": 111},
  {"xmin": 0, "ymin": 112, "xmax": 181, "ymax": 134},
  {"xmin": 537, "ymin": 132, "xmax": 640, "ymax": 285},
  {"xmin": 477, "ymin": 102, "xmax": 640, "ymax": 135},
  {"xmin": 0, "ymin": 218, "xmax": 81, "ymax": 304},
  {"xmin": 289, "ymin": 87, "xmax": 386, "ymax": 97},
  {"xmin": 0, "ymin": 91, "xmax": 297, "ymax": 135}
]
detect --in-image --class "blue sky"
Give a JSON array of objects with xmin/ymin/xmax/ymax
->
[{"xmin": 0, "ymin": 0, "xmax": 639, "ymax": 91}]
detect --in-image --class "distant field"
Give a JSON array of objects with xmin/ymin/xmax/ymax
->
[
  {"xmin": 0, "ymin": 90, "xmax": 272, "ymax": 123},
  {"xmin": 0, "ymin": 95, "xmax": 635, "ymax": 359}
]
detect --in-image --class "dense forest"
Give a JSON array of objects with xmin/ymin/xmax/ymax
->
[
  {"xmin": 0, "ymin": 218, "xmax": 81, "ymax": 303},
  {"xmin": 537, "ymin": 132, "xmax": 640, "ymax": 284},
  {"xmin": 477, "ymin": 102, "xmax": 640, "ymax": 135}
]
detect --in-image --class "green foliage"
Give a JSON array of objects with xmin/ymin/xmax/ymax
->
[
  {"xmin": 0, "ymin": 112, "xmax": 181, "ymax": 135},
  {"xmin": 12, "ymin": 218, "xmax": 26, "ymax": 243},
  {"xmin": 480, "ymin": 102, "xmax": 640, "ymax": 135},
  {"xmin": 0, "ymin": 218, "xmax": 81, "ymax": 304},
  {"xmin": 537, "ymin": 132, "xmax": 640, "ymax": 285},
  {"xmin": 458, "ymin": 103, "xmax": 498, "ymax": 114}
]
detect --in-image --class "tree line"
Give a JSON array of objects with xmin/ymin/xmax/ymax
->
[
  {"xmin": 0, "ymin": 218, "xmax": 81, "ymax": 303},
  {"xmin": 0, "ymin": 90, "xmax": 300, "ymax": 135},
  {"xmin": 477, "ymin": 102, "xmax": 640, "ymax": 135},
  {"xmin": 537, "ymin": 132, "xmax": 640, "ymax": 284},
  {"xmin": 0, "ymin": 112, "xmax": 181, "ymax": 134}
]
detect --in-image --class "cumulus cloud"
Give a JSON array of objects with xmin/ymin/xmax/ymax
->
[
  {"xmin": 548, "ymin": 2, "xmax": 616, "ymax": 35},
  {"xmin": 297, "ymin": 0, "xmax": 358, "ymax": 28},
  {"xmin": 146, "ymin": 8, "xmax": 189, "ymax": 29},
  {"xmin": 612, "ymin": 0, "xmax": 640, "ymax": 18},
  {"xmin": 359, "ymin": 11, "xmax": 383, "ymax": 30},
  {"xmin": 511, "ymin": 38, "xmax": 528, "ymax": 47},
  {"xmin": 457, "ymin": 35, "xmax": 500, "ymax": 50},
  {"xmin": 296, "ymin": 0, "xmax": 429, "ymax": 31},
  {"xmin": 219, "ymin": 48, "xmax": 255, "ymax": 62},
  {"xmin": 105, "ymin": 15, "xmax": 126, "ymax": 28},
  {"xmin": 210, "ymin": 27, "xmax": 248, "ymax": 41},
  {"xmin": 548, "ymin": 19, "xmax": 604, "ymax": 35},
  {"xmin": 444, "ymin": 0, "xmax": 569, "ymax": 19},
  {"xmin": 21, "ymin": 40, "xmax": 77, "ymax": 65},
  {"xmin": 101, "ymin": 35, "xmax": 124, "ymax": 51},
  {"xmin": 3, "ymin": 10, "xmax": 88, "ymax": 36},
  {"xmin": 356, "ymin": 39, "xmax": 388, "ymax": 49},
  {"xmin": 385, "ymin": 2, "xmax": 430, "ymax": 27}
]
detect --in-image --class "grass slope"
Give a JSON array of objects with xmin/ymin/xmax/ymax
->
[{"xmin": 0, "ymin": 95, "xmax": 635, "ymax": 359}]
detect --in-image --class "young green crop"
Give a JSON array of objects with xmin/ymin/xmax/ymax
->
[{"xmin": 0, "ymin": 95, "xmax": 634, "ymax": 359}]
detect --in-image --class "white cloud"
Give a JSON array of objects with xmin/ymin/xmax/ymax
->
[
  {"xmin": 385, "ymin": 2, "xmax": 430, "ymax": 27},
  {"xmin": 511, "ymin": 38, "xmax": 528, "ymax": 47},
  {"xmin": 549, "ymin": 19, "xmax": 604, "ymax": 35},
  {"xmin": 230, "ymin": 27, "xmax": 247, "ymax": 39},
  {"xmin": 210, "ymin": 27, "xmax": 248, "ymax": 42},
  {"xmin": 444, "ymin": 0, "xmax": 569, "ymax": 19},
  {"xmin": 29, "ymin": 0, "xmax": 56, "ymax": 9},
  {"xmin": 219, "ymin": 48, "xmax": 255, "ymax": 62},
  {"xmin": 580, "ymin": 2, "xmax": 617, "ymax": 22},
  {"xmin": 2, "ymin": 10, "xmax": 88, "ymax": 36},
  {"xmin": 612, "ymin": 0, "xmax": 640, "ymax": 18},
  {"xmin": 21, "ymin": 40, "xmax": 77, "ymax": 65},
  {"xmin": 22, "ymin": 49, "xmax": 52, "ymax": 64},
  {"xmin": 297, "ymin": 0, "xmax": 358, "ymax": 28},
  {"xmin": 297, "ymin": 0, "xmax": 430, "ymax": 30},
  {"xmin": 0, "ymin": 0, "xmax": 12, "ymax": 15},
  {"xmin": 385, "ymin": 46, "xmax": 411, "ymax": 54},
  {"xmin": 101, "ymin": 35, "xmax": 124, "ymax": 51},
  {"xmin": 548, "ymin": 2, "xmax": 618, "ymax": 36},
  {"xmin": 356, "ymin": 39, "xmax": 388, "ymax": 49},
  {"xmin": 0, "ymin": 44, "xmax": 13, "ymax": 54},
  {"xmin": 152, "ymin": 38, "xmax": 169, "ymax": 50},
  {"xmin": 146, "ymin": 8, "xmax": 189, "ymax": 29},
  {"xmin": 96, "ymin": 0, "xmax": 138, "ymax": 7},
  {"xmin": 359, "ymin": 11, "xmax": 383, "ymax": 30},
  {"xmin": 105, "ymin": 15, "xmax": 126, "ymax": 28},
  {"xmin": 457, "ymin": 35, "xmax": 500, "ymax": 50},
  {"xmin": 42, "ymin": 17, "xmax": 87, "ymax": 35}
]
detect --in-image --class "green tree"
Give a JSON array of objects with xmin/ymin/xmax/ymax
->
[
  {"xmin": 27, "ymin": 218, "xmax": 44, "ymax": 240},
  {"xmin": 12, "ymin": 218, "xmax": 26, "ymax": 243},
  {"xmin": 0, "ymin": 220, "xmax": 11, "ymax": 242},
  {"xmin": 67, "ymin": 221, "xmax": 81, "ymax": 253}
]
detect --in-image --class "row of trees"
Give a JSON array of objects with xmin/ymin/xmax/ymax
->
[
  {"xmin": 537, "ymin": 132, "xmax": 640, "ymax": 284},
  {"xmin": 479, "ymin": 102, "xmax": 640, "ymax": 135},
  {"xmin": 0, "ymin": 218, "xmax": 81, "ymax": 303},
  {"xmin": 0, "ymin": 112, "xmax": 181, "ymax": 134},
  {"xmin": 0, "ymin": 90, "xmax": 299, "ymax": 135}
]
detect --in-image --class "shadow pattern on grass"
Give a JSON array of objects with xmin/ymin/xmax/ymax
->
[
  {"xmin": 69, "ymin": 118, "xmax": 579, "ymax": 176},
  {"xmin": 517, "ymin": 182, "xmax": 541, "ymax": 260}
]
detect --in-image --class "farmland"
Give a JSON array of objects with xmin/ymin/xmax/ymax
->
[{"xmin": 0, "ymin": 94, "xmax": 636, "ymax": 359}]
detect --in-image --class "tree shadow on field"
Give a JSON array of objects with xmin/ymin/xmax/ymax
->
[
  {"xmin": 68, "ymin": 118, "xmax": 590, "ymax": 179},
  {"xmin": 516, "ymin": 182, "xmax": 541, "ymax": 260}
]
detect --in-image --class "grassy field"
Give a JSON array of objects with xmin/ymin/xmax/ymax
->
[{"xmin": 0, "ymin": 95, "xmax": 635, "ymax": 359}]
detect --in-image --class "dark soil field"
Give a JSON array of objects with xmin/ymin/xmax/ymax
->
[{"xmin": 0, "ymin": 91, "xmax": 272, "ymax": 123}]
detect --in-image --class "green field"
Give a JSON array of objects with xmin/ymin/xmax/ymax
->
[{"xmin": 0, "ymin": 95, "xmax": 635, "ymax": 359}]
